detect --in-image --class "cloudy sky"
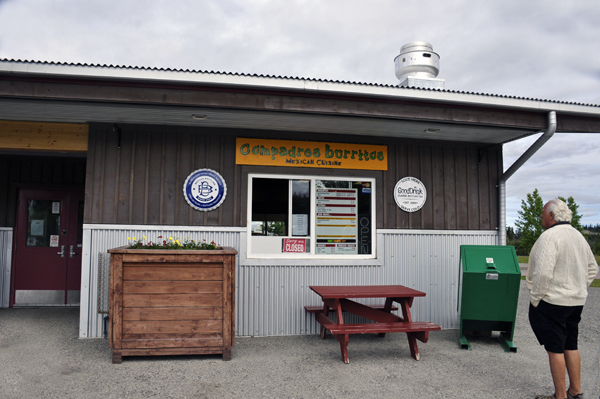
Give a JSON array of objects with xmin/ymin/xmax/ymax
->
[{"xmin": 1, "ymin": 0, "xmax": 599, "ymax": 227}]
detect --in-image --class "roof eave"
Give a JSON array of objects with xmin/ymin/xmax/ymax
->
[{"xmin": 1, "ymin": 59, "xmax": 600, "ymax": 119}]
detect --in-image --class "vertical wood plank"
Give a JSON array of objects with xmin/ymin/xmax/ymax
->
[
  {"xmin": 219, "ymin": 132, "xmax": 236, "ymax": 226},
  {"xmin": 193, "ymin": 133, "xmax": 208, "ymax": 226},
  {"xmin": 143, "ymin": 133, "xmax": 151, "ymax": 224},
  {"xmin": 396, "ymin": 144, "xmax": 409, "ymax": 229},
  {"xmin": 489, "ymin": 146, "xmax": 501, "ymax": 230},
  {"xmin": 163, "ymin": 132, "xmax": 178, "ymax": 225},
  {"xmin": 467, "ymin": 148, "xmax": 480, "ymax": 230},
  {"xmin": 52, "ymin": 158, "xmax": 62, "ymax": 184},
  {"xmin": 239, "ymin": 166, "xmax": 248, "ymax": 228},
  {"xmin": 101, "ymin": 128, "xmax": 120, "ymax": 223},
  {"xmin": 177, "ymin": 132, "xmax": 194, "ymax": 226},
  {"xmin": 74, "ymin": 157, "xmax": 86, "ymax": 185},
  {"xmin": 206, "ymin": 134, "xmax": 221, "ymax": 226},
  {"xmin": 132, "ymin": 131, "xmax": 148, "ymax": 225},
  {"xmin": 84, "ymin": 128, "xmax": 98, "ymax": 224},
  {"xmin": 66, "ymin": 161, "xmax": 74, "ymax": 185},
  {"xmin": 455, "ymin": 148, "xmax": 468, "ymax": 230},
  {"xmin": 115, "ymin": 130, "xmax": 132, "ymax": 224},
  {"xmin": 41, "ymin": 160, "xmax": 52, "ymax": 184},
  {"xmin": 146, "ymin": 132, "xmax": 163, "ymax": 225},
  {"xmin": 127, "ymin": 132, "xmax": 137, "ymax": 224},
  {"xmin": 20, "ymin": 160, "xmax": 31, "ymax": 183},
  {"xmin": 420, "ymin": 146, "xmax": 433, "ymax": 229},
  {"xmin": 383, "ymin": 143, "xmax": 396, "ymax": 229},
  {"xmin": 30, "ymin": 160, "xmax": 41, "ymax": 183},
  {"xmin": 222, "ymin": 254, "xmax": 233, "ymax": 348},
  {"xmin": 478, "ymin": 149, "xmax": 491, "ymax": 229},
  {"xmin": 432, "ymin": 146, "xmax": 445, "ymax": 230},
  {"xmin": 110, "ymin": 253, "xmax": 123, "ymax": 349},
  {"xmin": 443, "ymin": 147, "xmax": 456, "ymax": 229},
  {"xmin": 188, "ymin": 133, "xmax": 196, "ymax": 226},
  {"xmin": 174, "ymin": 133, "xmax": 182, "ymax": 225},
  {"xmin": 408, "ymin": 145, "xmax": 421, "ymax": 229}
]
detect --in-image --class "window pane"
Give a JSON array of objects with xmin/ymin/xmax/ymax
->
[
  {"xmin": 292, "ymin": 180, "xmax": 310, "ymax": 236},
  {"xmin": 248, "ymin": 175, "xmax": 374, "ymax": 258},
  {"xmin": 26, "ymin": 200, "xmax": 61, "ymax": 247},
  {"xmin": 314, "ymin": 180, "xmax": 372, "ymax": 255},
  {"xmin": 355, "ymin": 181, "xmax": 373, "ymax": 255},
  {"xmin": 251, "ymin": 178, "xmax": 288, "ymax": 236},
  {"xmin": 315, "ymin": 180, "xmax": 358, "ymax": 255}
]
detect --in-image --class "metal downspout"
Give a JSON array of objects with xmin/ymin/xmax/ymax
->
[{"xmin": 498, "ymin": 111, "xmax": 557, "ymax": 245}]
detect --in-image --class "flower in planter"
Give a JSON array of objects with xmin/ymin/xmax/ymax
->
[{"xmin": 128, "ymin": 235, "xmax": 220, "ymax": 250}]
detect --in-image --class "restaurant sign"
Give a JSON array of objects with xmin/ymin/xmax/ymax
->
[{"xmin": 236, "ymin": 138, "xmax": 387, "ymax": 171}]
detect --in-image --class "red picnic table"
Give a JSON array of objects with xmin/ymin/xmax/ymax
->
[{"xmin": 307, "ymin": 285, "xmax": 441, "ymax": 363}]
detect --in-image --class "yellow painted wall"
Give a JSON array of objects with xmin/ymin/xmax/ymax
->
[{"xmin": 0, "ymin": 120, "xmax": 88, "ymax": 152}]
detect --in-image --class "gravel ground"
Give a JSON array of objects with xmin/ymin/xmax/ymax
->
[{"xmin": 0, "ymin": 282, "xmax": 598, "ymax": 399}]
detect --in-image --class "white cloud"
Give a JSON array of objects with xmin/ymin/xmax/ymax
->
[{"xmin": 1, "ymin": 0, "xmax": 600, "ymax": 226}]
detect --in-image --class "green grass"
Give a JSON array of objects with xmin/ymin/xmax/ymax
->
[
  {"xmin": 521, "ymin": 276, "xmax": 599, "ymax": 287},
  {"xmin": 518, "ymin": 255, "xmax": 600, "ymax": 264}
]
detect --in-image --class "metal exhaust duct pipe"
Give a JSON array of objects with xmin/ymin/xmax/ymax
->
[{"xmin": 498, "ymin": 111, "xmax": 557, "ymax": 245}]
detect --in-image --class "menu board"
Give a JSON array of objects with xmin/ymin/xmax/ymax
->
[{"xmin": 315, "ymin": 188, "xmax": 358, "ymax": 254}]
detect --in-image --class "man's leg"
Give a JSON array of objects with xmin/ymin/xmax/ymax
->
[
  {"xmin": 548, "ymin": 351, "xmax": 567, "ymax": 399},
  {"xmin": 564, "ymin": 350, "xmax": 581, "ymax": 396}
]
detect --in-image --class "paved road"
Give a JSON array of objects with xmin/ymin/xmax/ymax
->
[{"xmin": 1, "ymin": 282, "xmax": 599, "ymax": 399}]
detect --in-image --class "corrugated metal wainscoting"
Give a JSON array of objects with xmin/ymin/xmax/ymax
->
[
  {"xmin": 80, "ymin": 226, "xmax": 497, "ymax": 338},
  {"xmin": 0, "ymin": 228, "xmax": 13, "ymax": 308},
  {"xmin": 79, "ymin": 224, "xmax": 243, "ymax": 338},
  {"xmin": 238, "ymin": 230, "xmax": 498, "ymax": 337}
]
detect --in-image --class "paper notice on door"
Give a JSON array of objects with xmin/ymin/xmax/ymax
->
[
  {"xmin": 52, "ymin": 202, "xmax": 60, "ymax": 214},
  {"xmin": 50, "ymin": 235, "xmax": 59, "ymax": 247},
  {"xmin": 31, "ymin": 219, "xmax": 44, "ymax": 236}
]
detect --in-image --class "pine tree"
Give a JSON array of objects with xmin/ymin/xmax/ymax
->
[{"xmin": 515, "ymin": 189, "xmax": 544, "ymax": 255}]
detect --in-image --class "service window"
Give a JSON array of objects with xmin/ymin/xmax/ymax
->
[{"xmin": 248, "ymin": 174, "xmax": 376, "ymax": 259}]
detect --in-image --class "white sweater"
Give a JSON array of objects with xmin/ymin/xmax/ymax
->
[{"xmin": 527, "ymin": 223, "xmax": 598, "ymax": 307}]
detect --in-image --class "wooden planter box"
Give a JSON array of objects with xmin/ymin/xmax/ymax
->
[{"xmin": 108, "ymin": 246, "xmax": 237, "ymax": 364}]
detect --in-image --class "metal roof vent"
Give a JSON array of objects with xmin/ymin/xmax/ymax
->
[{"xmin": 394, "ymin": 42, "xmax": 445, "ymax": 89}]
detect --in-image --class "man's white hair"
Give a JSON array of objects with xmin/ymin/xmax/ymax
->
[{"xmin": 546, "ymin": 199, "xmax": 572, "ymax": 222}]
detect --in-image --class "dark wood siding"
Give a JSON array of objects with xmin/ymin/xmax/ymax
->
[
  {"xmin": 85, "ymin": 123, "xmax": 501, "ymax": 230},
  {"xmin": 0, "ymin": 155, "xmax": 86, "ymax": 227},
  {"xmin": 383, "ymin": 141, "xmax": 501, "ymax": 230},
  {"xmin": 84, "ymin": 124, "xmax": 242, "ymax": 226}
]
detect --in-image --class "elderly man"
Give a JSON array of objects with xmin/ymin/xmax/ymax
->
[{"xmin": 527, "ymin": 199, "xmax": 598, "ymax": 399}]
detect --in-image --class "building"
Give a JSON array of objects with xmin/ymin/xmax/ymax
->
[{"xmin": 1, "ymin": 52, "xmax": 599, "ymax": 339}]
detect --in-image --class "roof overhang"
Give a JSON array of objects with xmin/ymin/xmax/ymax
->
[{"xmin": 1, "ymin": 59, "xmax": 600, "ymax": 145}]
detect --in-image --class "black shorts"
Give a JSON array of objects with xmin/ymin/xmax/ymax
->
[{"xmin": 529, "ymin": 300, "xmax": 583, "ymax": 353}]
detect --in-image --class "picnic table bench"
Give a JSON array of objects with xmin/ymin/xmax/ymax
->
[{"xmin": 308, "ymin": 285, "xmax": 441, "ymax": 363}]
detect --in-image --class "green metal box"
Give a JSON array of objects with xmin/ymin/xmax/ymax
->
[{"xmin": 458, "ymin": 245, "xmax": 521, "ymax": 352}]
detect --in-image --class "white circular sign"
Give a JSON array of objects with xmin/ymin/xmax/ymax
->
[
  {"xmin": 393, "ymin": 177, "xmax": 427, "ymax": 212},
  {"xmin": 183, "ymin": 169, "xmax": 227, "ymax": 211}
]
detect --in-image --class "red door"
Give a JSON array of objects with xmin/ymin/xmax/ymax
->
[{"xmin": 12, "ymin": 189, "xmax": 84, "ymax": 306}]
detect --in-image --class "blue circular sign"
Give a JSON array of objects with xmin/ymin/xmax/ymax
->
[{"xmin": 183, "ymin": 169, "xmax": 227, "ymax": 211}]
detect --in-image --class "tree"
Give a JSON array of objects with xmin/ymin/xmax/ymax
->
[
  {"xmin": 506, "ymin": 226, "xmax": 515, "ymax": 241},
  {"xmin": 558, "ymin": 196, "xmax": 583, "ymax": 232},
  {"xmin": 515, "ymin": 189, "xmax": 544, "ymax": 255},
  {"xmin": 515, "ymin": 190, "xmax": 586, "ymax": 255}
]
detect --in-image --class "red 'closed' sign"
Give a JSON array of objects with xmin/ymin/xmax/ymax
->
[{"xmin": 283, "ymin": 238, "xmax": 306, "ymax": 253}]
